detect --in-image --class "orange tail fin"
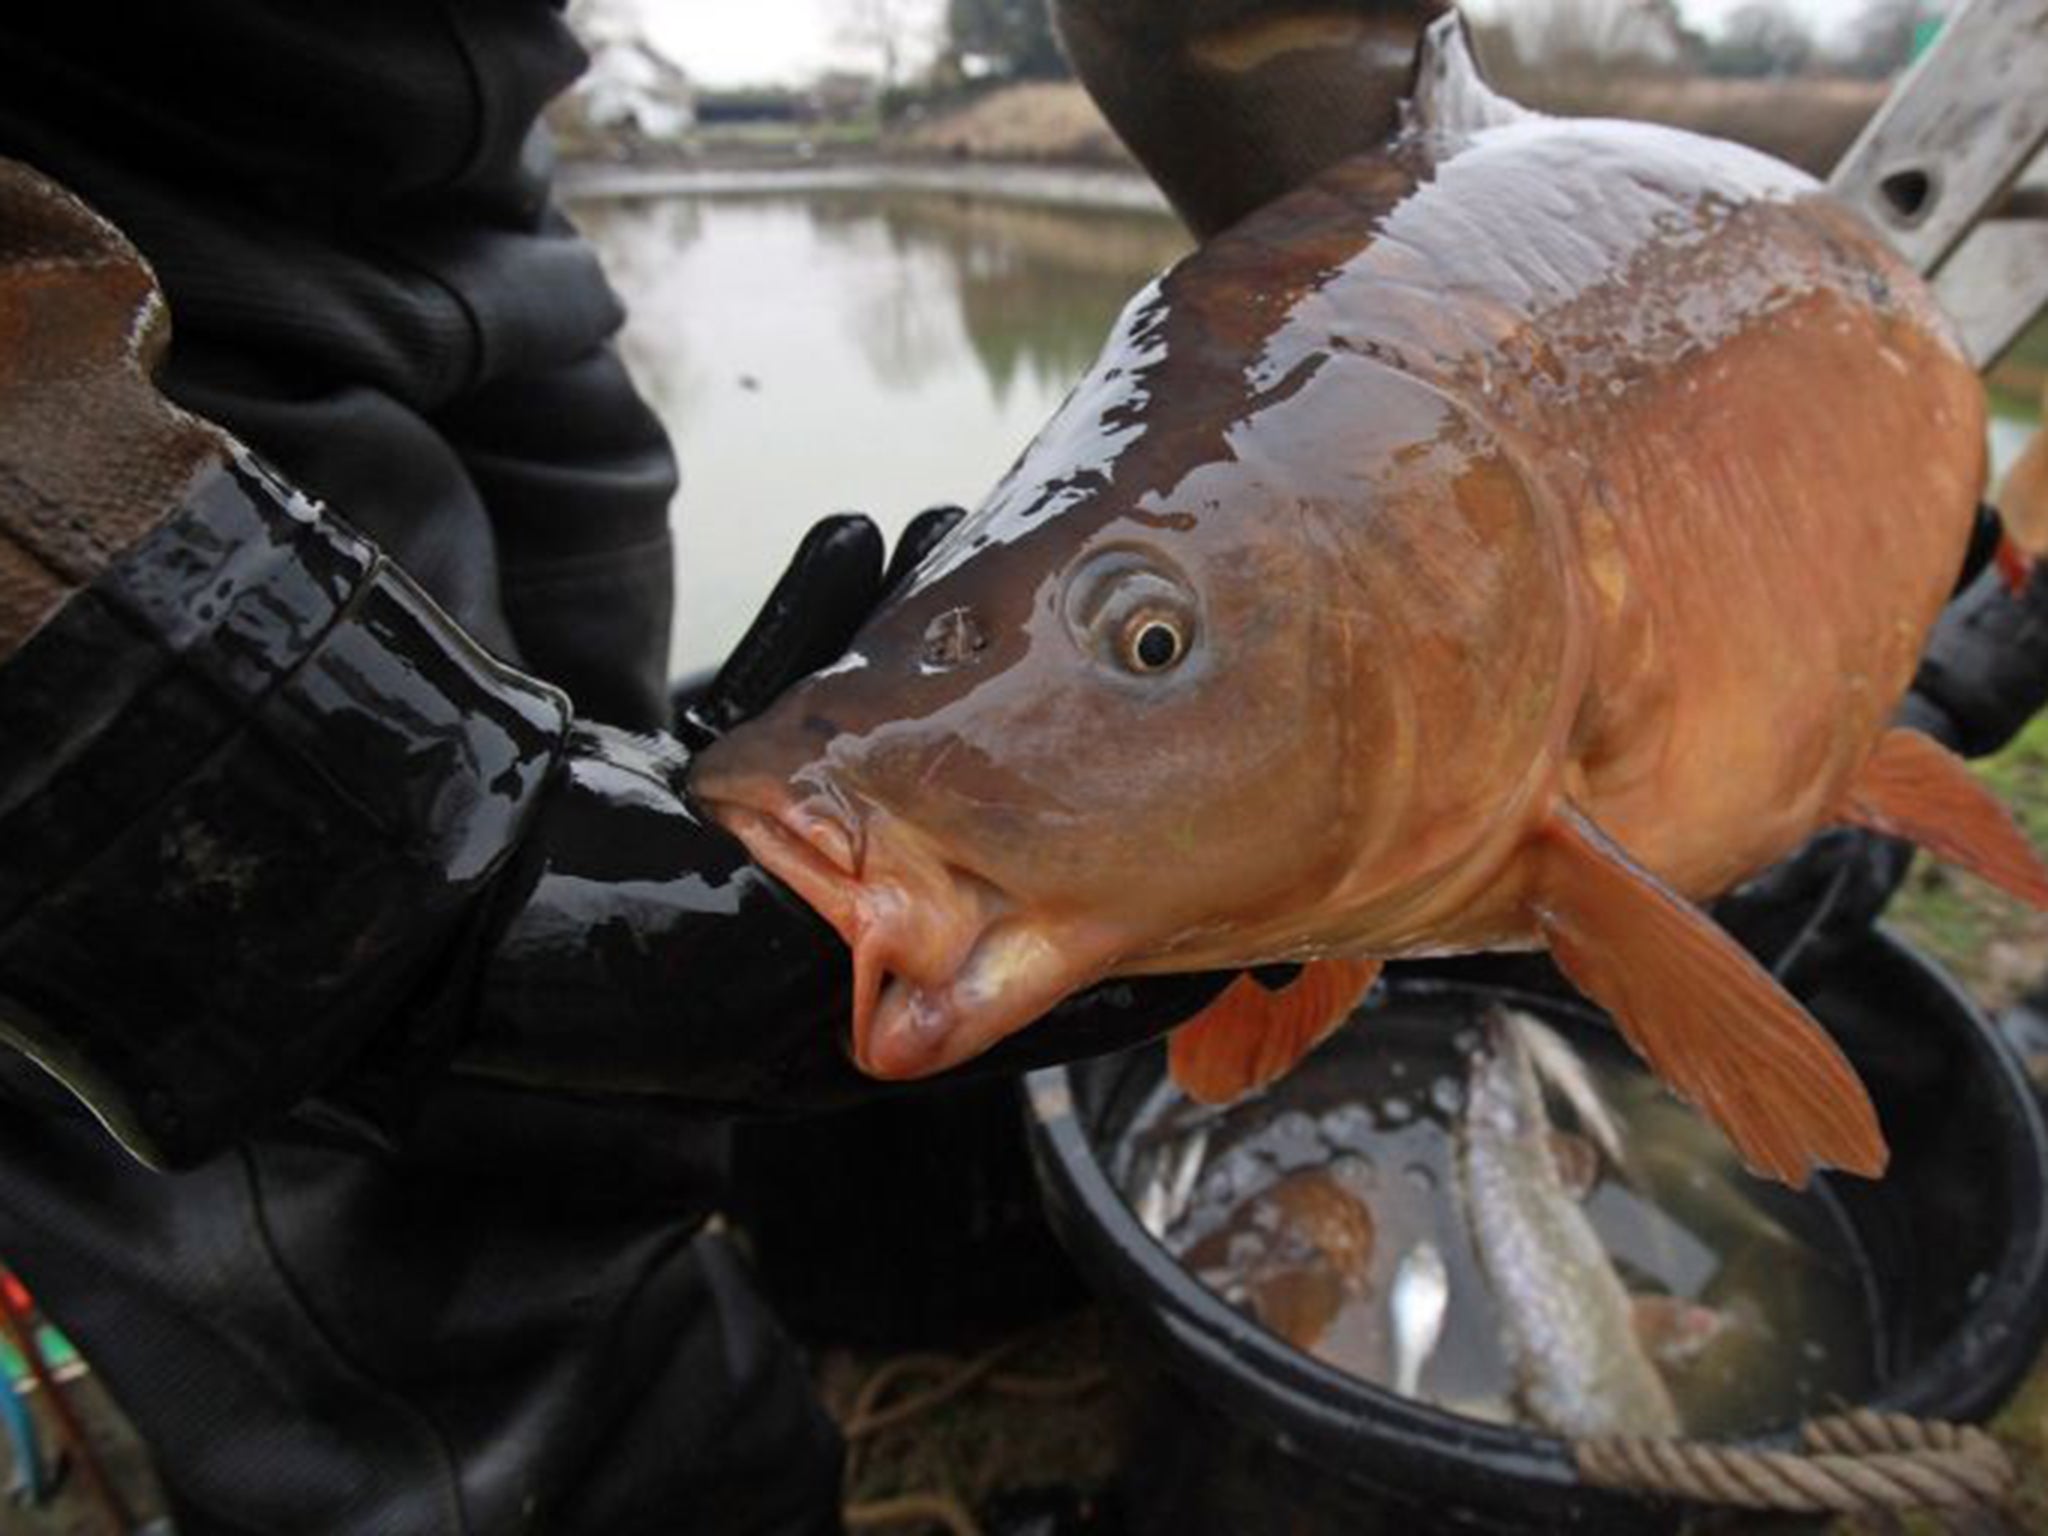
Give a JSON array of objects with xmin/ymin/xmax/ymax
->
[
  {"xmin": 1535, "ymin": 806, "xmax": 1886, "ymax": 1188},
  {"xmin": 1840, "ymin": 727, "xmax": 2048, "ymax": 908},
  {"xmin": 1168, "ymin": 958, "xmax": 1383, "ymax": 1105}
]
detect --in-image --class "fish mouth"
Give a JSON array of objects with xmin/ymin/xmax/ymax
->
[{"xmin": 699, "ymin": 776, "xmax": 1126, "ymax": 1078}]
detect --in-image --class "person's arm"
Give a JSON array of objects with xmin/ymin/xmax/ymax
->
[{"xmin": 0, "ymin": 161, "xmax": 1228, "ymax": 1168}]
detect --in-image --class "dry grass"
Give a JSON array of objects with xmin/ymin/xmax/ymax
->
[
  {"xmin": 893, "ymin": 71, "xmax": 1887, "ymax": 178},
  {"xmin": 896, "ymin": 83, "xmax": 1135, "ymax": 168}
]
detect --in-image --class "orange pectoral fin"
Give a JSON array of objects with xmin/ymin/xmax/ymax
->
[
  {"xmin": 1168, "ymin": 958, "xmax": 1383, "ymax": 1105},
  {"xmin": 1534, "ymin": 806, "xmax": 1886, "ymax": 1188},
  {"xmin": 1840, "ymin": 727, "xmax": 2048, "ymax": 908}
]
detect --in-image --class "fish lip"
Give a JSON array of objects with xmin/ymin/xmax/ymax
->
[
  {"xmin": 700, "ymin": 792, "xmax": 865, "ymax": 938},
  {"xmin": 701, "ymin": 775, "xmax": 1103, "ymax": 1077},
  {"xmin": 856, "ymin": 912, "xmax": 1130, "ymax": 1080}
]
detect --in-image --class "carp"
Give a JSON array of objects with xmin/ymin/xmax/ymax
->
[{"xmin": 694, "ymin": 20, "xmax": 2048, "ymax": 1186}]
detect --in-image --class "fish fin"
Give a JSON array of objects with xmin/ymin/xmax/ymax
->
[
  {"xmin": 1408, "ymin": 13, "xmax": 1531, "ymax": 138},
  {"xmin": 1533, "ymin": 805, "xmax": 1887, "ymax": 1187},
  {"xmin": 1839, "ymin": 727, "xmax": 2048, "ymax": 907},
  {"xmin": 1629, "ymin": 1295, "xmax": 1727, "ymax": 1365},
  {"xmin": 1169, "ymin": 958, "xmax": 1383, "ymax": 1104},
  {"xmin": 1546, "ymin": 1130, "xmax": 1600, "ymax": 1201}
]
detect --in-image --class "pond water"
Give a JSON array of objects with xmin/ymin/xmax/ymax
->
[
  {"xmin": 1115, "ymin": 998, "xmax": 1880, "ymax": 1441},
  {"xmin": 572, "ymin": 189, "xmax": 1188, "ymax": 673},
  {"xmin": 573, "ymin": 182, "xmax": 2042, "ymax": 677}
]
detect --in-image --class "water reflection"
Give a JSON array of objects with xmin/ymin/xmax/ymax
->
[
  {"xmin": 574, "ymin": 191, "xmax": 1187, "ymax": 672},
  {"xmin": 577, "ymin": 184, "xmax": 2041, "ymax": 675}
]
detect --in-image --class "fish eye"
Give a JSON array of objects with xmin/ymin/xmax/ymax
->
[
  {"xmin": 1125, "ymin": 615, "xmax": 1187, "ymax": 673},
  {"xmin": 1064, "ymin": 552, "xmax": 1200, "ymax": 680}
]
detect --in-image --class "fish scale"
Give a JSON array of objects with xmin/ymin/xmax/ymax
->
[{"xmin": 1460, "ymin": 1011, "xmax": 1678, "ymax": 1438}]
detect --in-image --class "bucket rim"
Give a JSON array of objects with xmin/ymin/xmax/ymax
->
[{"xmin": 1023, "ymin": 927, "xmax": 2048, "ymax": 1502}]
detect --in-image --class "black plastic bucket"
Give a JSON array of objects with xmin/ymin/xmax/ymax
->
[{"xmin": 1024, "ymin": 929, "xmax": 2048, "ymax": 1533}]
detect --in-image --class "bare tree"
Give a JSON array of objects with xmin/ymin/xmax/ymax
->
[
  {"xmin": 841, "ymin": 0, "xmax": 913, "ymax": 92},
  {"xmin": 1478, "ymin": 0, "xmax": 1697, "ymax": 68},
  {"xmin": 1838, "ymin": 0, "xmax": 1924, "ymax": 78},
  {"xmin": 1711, "ymin": 0, "xmax": 1815, "ymax": 74}
]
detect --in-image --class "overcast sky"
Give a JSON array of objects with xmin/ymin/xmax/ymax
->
[
  {"xmin": 634, "ymin": 0, "xmax": 1902, "ymax": 87},
  {"xmin": 638, "ymin": 0, "xmax": 946, "ymax": 88}
]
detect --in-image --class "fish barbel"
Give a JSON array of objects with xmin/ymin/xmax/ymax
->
[
  {"xmin": 695, "ymin": 18, "xmax": 2048, "ymax": 1185},
  {"xmin": 1461, "ymin": 1009, "xmax": 1679, "ymax": 1437}
]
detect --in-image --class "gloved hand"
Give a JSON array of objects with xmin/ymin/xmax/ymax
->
[
  {"xmin": 674, "ymin": 505, "xmax": 962, "ymax": 749},
  {"xmin": 462, "ymin": 508, "xmax": 1238, "ymax": 1114}
]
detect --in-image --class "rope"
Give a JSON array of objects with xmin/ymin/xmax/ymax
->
[
  {"xmin": 1574, "ymin": 1410, "xmax": 2014, "ymax": 1518},
  {"xmin": 844, "ymin": 1491, "xmax": 983, "ymax": 1536},
  {"xmin": 838, "ymin": 1320, "xmax": 1114, "ymax": 1534},
  {"xmin": 844, "ymin": 1335, "xmax": 1036, "ymax": 1442}
]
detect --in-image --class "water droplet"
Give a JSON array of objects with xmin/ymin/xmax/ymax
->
[
  {"xmin": 1383, "ymin": 1096, "xmax": 1413, "ymax": 1125},
  {"xmin": 1431, "ymin": 1078, "xmax": 1466, "ymax": 1116},
  {"xmin": 1320, "ymin": 1103, "xmax": 1375, "ymax": 1153},
  {"xmin": 1328, "ymin": 1153, "xmax": 1376, "ymax": 1194},
  {"xmin": 1269, "ymin": 1111, "xmax": 1323, "ymax": 1171},
  {"xmin": 1405, "ymin": 1163, "xmax": 1437, "ymax": 1194}
]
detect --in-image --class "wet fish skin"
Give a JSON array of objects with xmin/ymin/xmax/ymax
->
[
  {"xmin": 1183, "ymin": 1164, "xmax": 1377, "ymax": 1352},
  {"xmin": 691, "ymin": 22, "xmax": 2019, "ymax": 1185},
  {"xmin": 1460, "ymin": 1009, "xmax": 1679, "ymax": 1438},
  {"xmin": 1165, "ymin": 1127, "xmax": 1210, "ymax": 1230},
  {"xmin": 1389, "ymin": 1239, "xmax": 1448, "ymax": 1399},
  {"xmin": 1134, "ymin": 1126, "xmax": 1210, "ymax": 1241},
  {"xmin": 1519, "ymin": 1015, "xmax": 1627, "ymax": 1174}
]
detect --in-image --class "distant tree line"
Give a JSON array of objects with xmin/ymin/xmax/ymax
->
[
  {"xmin": 941, "ymin": 0, "xmax": 1069, "ymax": 81},
  {"xmin": 1467, "ymin": 0, "xmax": 1935, "ymax": 79},
  {"xmin": 914, "ymin": 0, "xmax": 1933, "ymax": 95}
]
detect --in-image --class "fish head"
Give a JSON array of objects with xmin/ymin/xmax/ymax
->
[
  {"xmin": 693, "ymin": 455, "xmax": 1367, "ymax": 1079},
  {"xmin": 1466, "ymin": 1008, "xmax": 1552, "ymax": 1147},
  {"xmin": 695, "ymin": 207, "xmax": 1566, "ymax": 1085}
]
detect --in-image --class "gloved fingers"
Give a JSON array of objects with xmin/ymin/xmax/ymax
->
[
  {"xmin": 881, "ymin": 505, "xmax": 965, "ymax": 596},
  {"xmin": 680, "ymin": 513, "xmax": 884, "ymax": 747},
  {"xmin": 679, "ymin": 506, "xmax": 969, "ymax": 750}
]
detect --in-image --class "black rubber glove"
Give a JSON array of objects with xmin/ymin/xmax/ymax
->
[{"xmin": 674, "ymin": 505, "xmax": 961, "ymax": 749}]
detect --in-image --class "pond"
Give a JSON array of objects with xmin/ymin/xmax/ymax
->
[
  {"xmin": 572, "ymin": 180, "xmax": 2044, "ymax": 677},
  {"xmin": 572, "ymin": 186, "xmax": 1188, "ymax": 673}
]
